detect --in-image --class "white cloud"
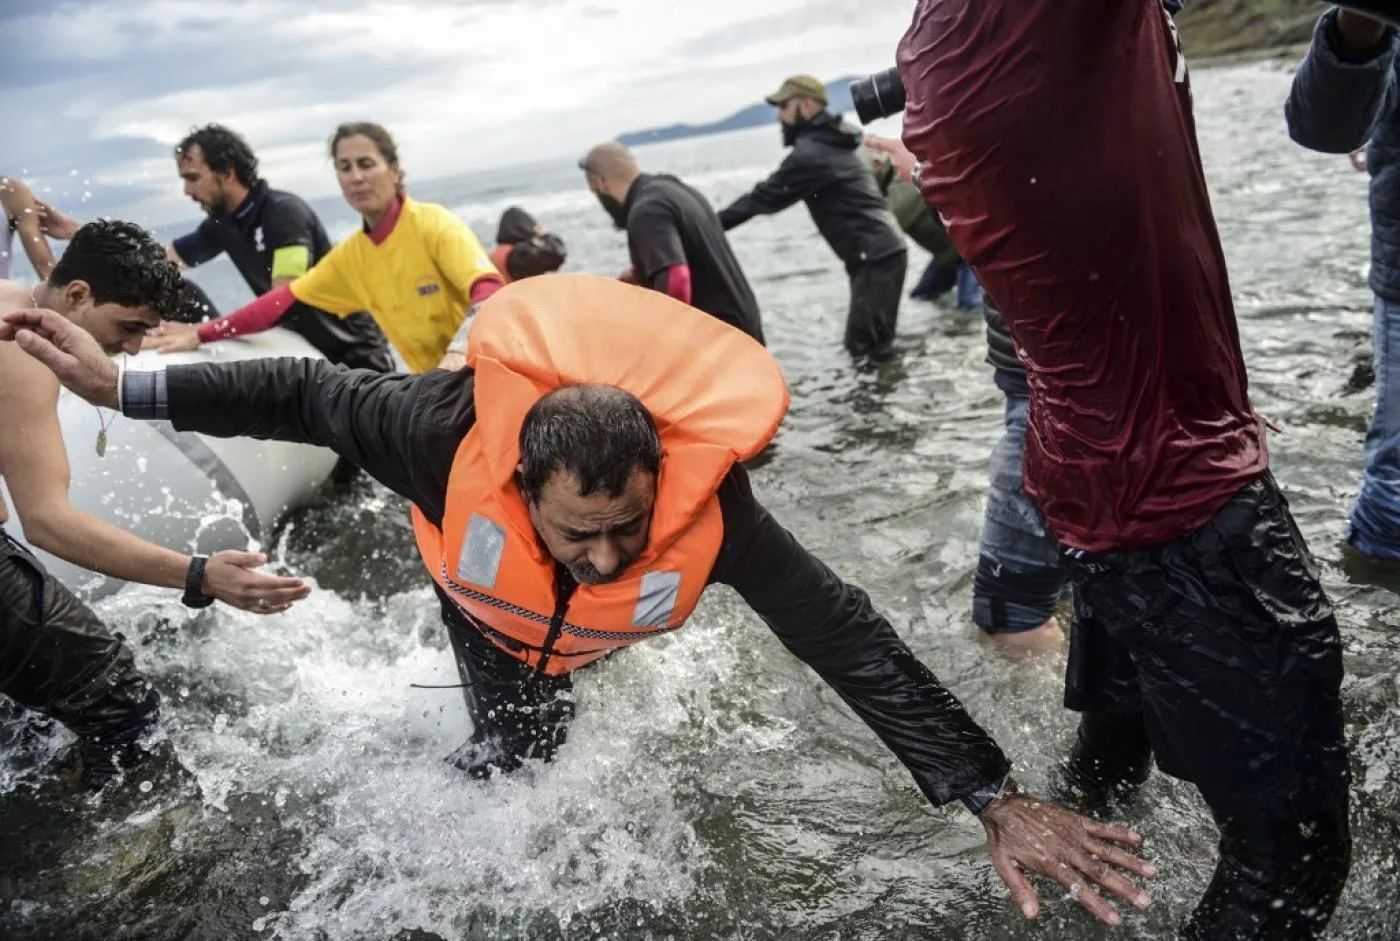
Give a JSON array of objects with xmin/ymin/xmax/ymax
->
[{"xmin": 2, "ymin": 0, "xmax": 915, "ymax": 224}]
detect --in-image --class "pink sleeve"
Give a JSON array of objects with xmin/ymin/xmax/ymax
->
[
  {"xmin": 665, "ymin": 264, "xmax": 693, "ymax": 305},
  {"xmin": 469, "ymin": 275, "xmax": 504, "ymax": 306},
  {"xmin": 197, "ymin": 284, "xmax": 297, "ymax": 343}
]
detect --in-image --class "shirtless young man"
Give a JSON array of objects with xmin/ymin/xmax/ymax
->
[{"xmin": 0, "ymin": 219, "xmax": 309, "ymax": 789}]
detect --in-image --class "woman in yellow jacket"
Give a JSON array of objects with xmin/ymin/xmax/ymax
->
[{"xmin": 147, "ymin": 122, "xmax": 501, "ymax": 372}]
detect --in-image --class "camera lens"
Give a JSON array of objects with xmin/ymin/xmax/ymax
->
[{"xmin": 851, "ymin": 68, "xmax": 907, "ymax": 125}]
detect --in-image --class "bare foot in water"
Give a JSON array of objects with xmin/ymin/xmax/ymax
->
[{"xmin": 987, "ymin": 617, "xmax": 1065, "ymax": 661}]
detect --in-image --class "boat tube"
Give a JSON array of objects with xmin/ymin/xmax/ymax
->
[{"xmin": 0, "ymin": 328, "xmax": 341, "ymax": 599}]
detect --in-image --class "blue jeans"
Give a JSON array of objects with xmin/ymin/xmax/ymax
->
[
  {"xmin": 955, "ymin": 263, "xmax": 983, "ymax": 310},
  {"xmin": 1350, "ymin": 293, "xmax": 1400, "ymax": 559},
  {"xmin": 973, "ymin": 391, "xmax": 1068, "ymax": 632}
]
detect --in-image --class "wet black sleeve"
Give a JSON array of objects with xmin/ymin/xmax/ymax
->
[
  {"xmin": 626, "ymin": 203, "xmax": 687, "ymax": 285},
  {"xmin": 709, "ymin": 467, "xmax": 1011, "ymax": 806},
  {"xmin": 1284, "ymin": 9, "xmax": 1398, "ymax": 154},
  {"xmin": 170, "ymin": 219, "xmax": 222, "ymax": 268},
  {"xmin": 717, "ymin": 148, "xmax": 824, "ymax": 229},
  {"xmin": 161, "ymin": 360, "xmax": 471, "ymax": 525}
]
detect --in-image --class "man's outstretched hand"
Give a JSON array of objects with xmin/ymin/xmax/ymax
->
[
  {"xmin": 1, "ymin": 309, "xmax": 121, "ymax": 409},
  {"xmin": 865, "ymin": 135, "xmax": 918, "ymax": 185},
  {"xmin": 979, "ymin": 785, "xmax": 1155, "ymax": 926},
  {"xmin": 204, "ymin": 550, "xmax": 311, "ymax": 613}
]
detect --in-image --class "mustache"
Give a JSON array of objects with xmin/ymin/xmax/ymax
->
[{"xmin": 568, "ymin": 557, "xmax": 633, "ymax": 586}]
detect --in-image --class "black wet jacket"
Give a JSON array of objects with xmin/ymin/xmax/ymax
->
[
  {"xmin": 718, "ymin": 111, "xmax": 906, "ymax": 271},
  {"xmin": 983, "ymin": 301, "xmax": 1028, "ymax": 397},
  {"xmin": 131, "ymin": 358, "xmax": 1010, "ymax": 807}
]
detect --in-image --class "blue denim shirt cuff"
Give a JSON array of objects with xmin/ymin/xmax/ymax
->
[{"xmin": 122, "ymin": 369, "xmax": 169, "ymax": 420}]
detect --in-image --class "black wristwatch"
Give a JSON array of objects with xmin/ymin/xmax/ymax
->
[
  {"xmin": 961, "ymin": 773, "xmax": 1015, "ymax": 816},
  {"xmin": 182, "ymin": 555, "xmax": 215, "ymax": 609}
]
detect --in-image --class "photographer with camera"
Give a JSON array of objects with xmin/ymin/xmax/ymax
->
[
  {"xmin": 860, "ymin": 1, "xmax": 1353, "ymax": 937},
  {"xmin": 718, "ymin": 76, "xmax": 906, "ymax": 361}
]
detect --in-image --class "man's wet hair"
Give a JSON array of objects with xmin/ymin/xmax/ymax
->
[
  {"xmin": 518, "ymin": 385, "xmax": 662, "ymax": 499},
  {"xmin": 48, "ymin": 220, "xmax": 184, "ymax": 319},
  {"xmin": 175, "ymin": 124, "xmax": 260, "ymax": 187}
]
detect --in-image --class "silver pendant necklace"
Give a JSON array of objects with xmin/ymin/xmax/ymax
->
[{"xmin": 31, "ymin": 284, "xmax": 113, "ymax": 457}]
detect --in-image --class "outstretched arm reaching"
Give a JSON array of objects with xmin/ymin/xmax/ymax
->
[
  {"xmin": 1, "ymin": 176, "xmax": 59, "ymax": 280},
  {"xmin": 712, "ymin": 467, "xmax": 1155, "ymax": 926},
  {"xmin": 3, "ymin": 307, "xmax": 463, "ymax": 522},
  {"xmin": 0, "ymin": 318, "xmax": 309, "ymax": 613}
]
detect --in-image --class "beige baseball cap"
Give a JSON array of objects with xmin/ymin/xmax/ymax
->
[{"xmin": 764, "ymin": 75, "xmax": 828, "ymax": 107}]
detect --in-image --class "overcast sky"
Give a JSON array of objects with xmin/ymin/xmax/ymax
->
[{"xmin": 1, "ymin": 0, "xmax": 914, "ymax": 227}]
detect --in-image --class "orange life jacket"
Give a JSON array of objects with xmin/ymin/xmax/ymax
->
[
  {"xmin": 488, "ymin": 243, "xmax": 514, "ymax": 285},
  {"xmin": 411, "ymin": 273, "xmax": 789, "ymax": 675}
]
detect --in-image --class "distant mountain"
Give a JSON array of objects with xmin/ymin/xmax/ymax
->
[{"xmin": 617, "ymin": 76, "xmax": 861, "ymax": 147}]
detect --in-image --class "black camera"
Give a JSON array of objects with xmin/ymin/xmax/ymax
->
[{"xmin": 850, "ymin": 68, "xmax": 906, "ymax": 125}]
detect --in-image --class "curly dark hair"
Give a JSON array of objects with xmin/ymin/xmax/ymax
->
[
  {"xmin": 175, "ymin": 124, "xmax": 260, "ymax": 187},
  {"xmin": 48, "ymin": 220, "xmax": 184, "ymax": 319}
]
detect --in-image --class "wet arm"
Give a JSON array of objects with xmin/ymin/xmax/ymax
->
[
  {"xmin": 628, "ymin": 205, "xmax": 693, "ymax": 303},
  {"xmin": 430, "ymin": 212, "xmax": 505, "ymax": 309},
  {"xmin": 433, "ymin": 216, "xmax": 505, "ymax": 361},
  {"xmin": 184, "ymin": 204, "xmax": 319, "ymax": 340},
  {"xmin": 1285, "ymin": 8, "xmax": 1398, "ymax": 154},
  {"xmin": 194, "ymin": 285, "xmax": 297, "ymax": 343},
  {"xmin": 711, "ymin": 468, "xmax": 1011, "ymax": 806},
  {"xmin": 168, "ymin": 221, "xmax": 223, "ymax": 270},
  {"xmin": 120, "ymin": 359, "xmax": 464, "ymax": 518},
  {"xmin": 653, "ymin": 265, "xmax": 692, "ymax": 305},
  {"xmin": 0, "ymin": 349, "xmax": 189, "ymax": 587},
  {"xmin": 717, "ymin": 152, "xmax": 820, "ymax": 229},
  {"xmin": 0, "ymin": 177, "xmax": 58, "ymax": 280}
]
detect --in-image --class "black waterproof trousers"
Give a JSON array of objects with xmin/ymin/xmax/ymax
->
[
  {"xmin": 0, "ymin": 526, "xmax": 160, "ymax": 787},
  {"xmin": 435, "ymin": 585, "xmax": 575, "ymax": 777},
  {"xmin": 1061, "ymin": 474, "xmax": 1351, "ymax": 940},
  {"xmin": 845, "ymin": 251, "xmax": 907, "ymax": 360}
]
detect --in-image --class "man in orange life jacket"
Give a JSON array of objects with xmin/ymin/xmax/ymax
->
[{"xmin": 1, "ymin": 275, "xmax": 1156, "ymax": 928}]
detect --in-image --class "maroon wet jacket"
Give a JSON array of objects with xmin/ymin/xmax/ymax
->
[{"xmin": 898, "ymin": 0, "xmax": 1267, "ymax": 551}]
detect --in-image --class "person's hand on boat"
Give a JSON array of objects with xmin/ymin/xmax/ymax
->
[
  {"xmin": 977, "ymin": 781, "xmax": 1155, "ymax": 926},
  {"xmin": 143, "ymin": 321, "xmax": 201, "ymax": 354},
  {"xmin": 203, "ymin": 550, "xmax": 311, "ymax": 614},
  {"xmin": 0, "ymin": 308, "xmax": 120, "ymax": 408},
  {"xmin": 34, "ymin": 199, "xmax": 81, "ymax": 240},
  {"xmin": 864, "ymin": 136, "xmax": 917, "ymax": 184}
]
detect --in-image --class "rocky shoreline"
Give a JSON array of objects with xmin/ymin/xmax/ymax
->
[{"xmin": 1178, "ymin": 0, "xmax": 1321, "ymax": 61}]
